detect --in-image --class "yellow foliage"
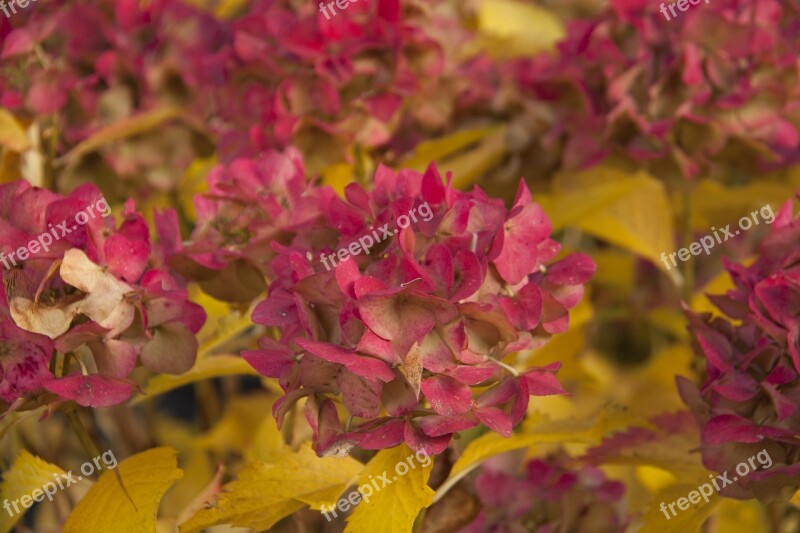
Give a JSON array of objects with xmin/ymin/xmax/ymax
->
[
  {"xmin": 541, "ymin": 166, "xmax": 678, "ymax": 284},
  {"xmin": 639, "ymin": 478, "xmax": 720, "ymax": 533},
  {"xmin": 475, "ymin": 0, "xmax": 565, "ymax": 59},
  {"xmin": 0, "ymin": 450, "xmax": 66, "ymax": 533},
  {"xmin": 345, "ymin": 444, "xmax": 435, "ymax": 533},
  {"xmin": 179, "ymin": 443, "xmax": 364, "ymax": 532},
  {"xmin": 0, "ymin": 109, "xmax": 30, "ymax": 153},
  {"xmin": 62, "ymin": 447, "xmax": 183, "ymax": 533},
  {"xmin": 131, "ymin": 355, "xmax": 260, "ymax": 404}
]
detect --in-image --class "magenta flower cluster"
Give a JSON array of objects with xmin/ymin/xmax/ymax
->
[
  {"xmin": 0, "ymin": 181, "xmax": 204, "ymax": 409},
  {"xmin": 680, "ymin": 199, "xmax": 800, "ymax": 500},
  {"xmin": 462, "ymin": 454, "xmax": 628, "ymax": 532},
  {"xmin": 232, "ymin": 152, "xmax": 595, "ymax": 455}
]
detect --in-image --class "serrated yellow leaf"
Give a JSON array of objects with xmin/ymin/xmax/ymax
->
[
  {"xmin": 131, "ymin": 355, "xmax": 260, "ymax": 405},
  {"xmin": 476, "ymin": 0, "xmax": 564, "ymax": 58},
  {"xmin": 62, "ymin": 447, "xmax": 183, "ymax": 533},
  {"xmin": 0, "ymin": 109, "xmax": 30, "ymax": 152},
  {"xmin": 345, "ymin": 444, "xmax": 435, "ymax": 533},
  {"xmin": 0, "ymin": 450, "xmax": 66, "ymax": 533},
  {"xmin": 179, "ymin": 443, "xmax": 363, "ymax": 532}
]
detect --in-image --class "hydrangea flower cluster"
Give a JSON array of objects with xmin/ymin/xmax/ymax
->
[
  {"xmin": 0, "ymin": 0, "xmax": 230, "ymax": 195},
  {"xmin": 241, "ymin": 160, "xmax": 594, "ymax": 455},
  {"xmin": 227, "ymin": 0, "xmax": 489, "ymax": 159},
  {"xmin": 510, "ymin": 0, "xmax": 800, "ymax": 178},
  {"xmin": 167, "ymin": 147, "xmax": 328, "ymax": 302},
  {"xmin": 0, "ymin": 180, "xmax": 204, "ymax": 409},
  {"xmin": 679, "ymin": 199, "xmax": 800, "ymax": 501},
  {"xmin": 0, "ymin": 0, "xmax": 501, "ymax": 197},
  {"xmin": 462, "ymin": 454, "xmax": 628, "ymax": 533}
]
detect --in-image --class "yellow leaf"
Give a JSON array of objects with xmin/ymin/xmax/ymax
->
[
  {"xmin": 715, "ymin": 499, "xmax": 768, "ymax": 533},
  {"xmin": 689, "ymin": 180, "xmax": 790, "ymax": 232},
  {"xmin": 445, "ymin": 125, "xmax": 509, "ymax": 189},
  {"xmin": 322, "ymin": 162, "xmax": 355, "ymax": 196},
  {"xmin": 0, "ymin": 109, "xmax": 30, "ymax": 152},
  {"xmin": 0, "ymin": 450, "xmax": 66, "ymax": 533},
  {"xmin": 194, "ymin": 395, "xmax": 273, "ymax": 453},
  {"xmin": 59, "ymin": 107, "xmax": 185, "ymax": 166},
  {"xmin": 62, "ymin": 447, "xmax": 183, "ymax": 533},
  {"xmin": 476, "ymin": 0, "xmax": 565, "ymax": 59},
  {"xmin": 247, "ymin": 409, "xmax": 288, "ymax": 463},
  {"xmin": 540, "ymin": 167, "xmax": 678, "ymax": 283},
  {"xmin": 639, "ymin": 478, "xmax": 720, "ymax": 533},
  {"xmin": 401, "ymin": 126, "xmax": 501, "ymax": 171},
  {"xmin": 447, "ymin": 423, "xmax": 601, "ymax": 480},
  {"xmin": 192, "ymin": 289, "xmax": 260, "ymax": 359},
  {"xmin": 345, "ymin": 444, "xmax": 435, "ymax": 533},
  {"xmin": 131, "ymin": 355, "xmax": 260, "ymax": 405},
  {"xmin": 179, "ymin": 443, "xmax": 363, "ymax": 532}
]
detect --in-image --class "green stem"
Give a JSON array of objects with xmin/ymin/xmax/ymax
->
[{"xmin": 65, "ymin": 409, "xmax": 101, "ymax": 461}]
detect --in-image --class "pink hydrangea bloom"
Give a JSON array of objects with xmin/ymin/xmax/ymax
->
[
  {"xmin": 169, "ymin": 147, "xmax": 331, "ymax": 302},
  {"xmin": 242, "ymin": 162, "xmax": 594, "ymax": 455},
  {"xmin": 462, "ymin": 454, "xmax": 628, "ymax": 533},
  {"xmin": 0, "ymin": 180, "xmax": 204, "ymax": 408},
  {"xmin": 511, "ymin": 0, "xmax": 800, "ymax": 177},
  {"xmin": 680, "ymin": 199, "xmax": 800, "ymax": 500}
]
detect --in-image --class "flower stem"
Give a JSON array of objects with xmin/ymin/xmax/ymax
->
[{"xmin": 64, "ymin": 409, "xmax": 101, "ymax": 461}]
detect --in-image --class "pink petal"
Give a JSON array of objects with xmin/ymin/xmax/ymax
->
[
  {"xmin": 421, "ymin": 375, "xmax": 473, "ymax": 416},
  {"xmin": 44, "ymin": 375, "xmax": 133, "ymax": 407}
]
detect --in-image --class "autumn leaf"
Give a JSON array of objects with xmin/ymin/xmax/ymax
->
[
  {"xmin": 639, "ymin": 477, "xmax": 720, "ymax": 533},
  {"xmin": 62, "ymin": 447, "xmax": 183, "ymax": 533},
  {"xmin": 131, "ymin": 355, "xmax": 261, "ymax": 405},
  {"xmin": 345, "ymin": 444, "xmax": 435, "ymax": 533},
  {"xmin": 0, "ymin": 450, "xmax": 66, "ymax": 533},
  {"xmin": 0, "ymin": 109, "xmax": 30, "ymax": 152},
  {"xmin": 474, "ymin": 0, "xmax": 565, "ymax": 59},
  {"xmin": 179, "ymin": 443, "xmax": 364, "ymax": 532},
  {"xmin": 401, "ymin": 126, "xmax": 502, "ymax": 171},
  {"xmin": 58, "ymin": 107, "xmax": 186, "ymax": 167},
  {"xmin": 539, "ymin": 166, "xmax": 678, "ymax": 283}
]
